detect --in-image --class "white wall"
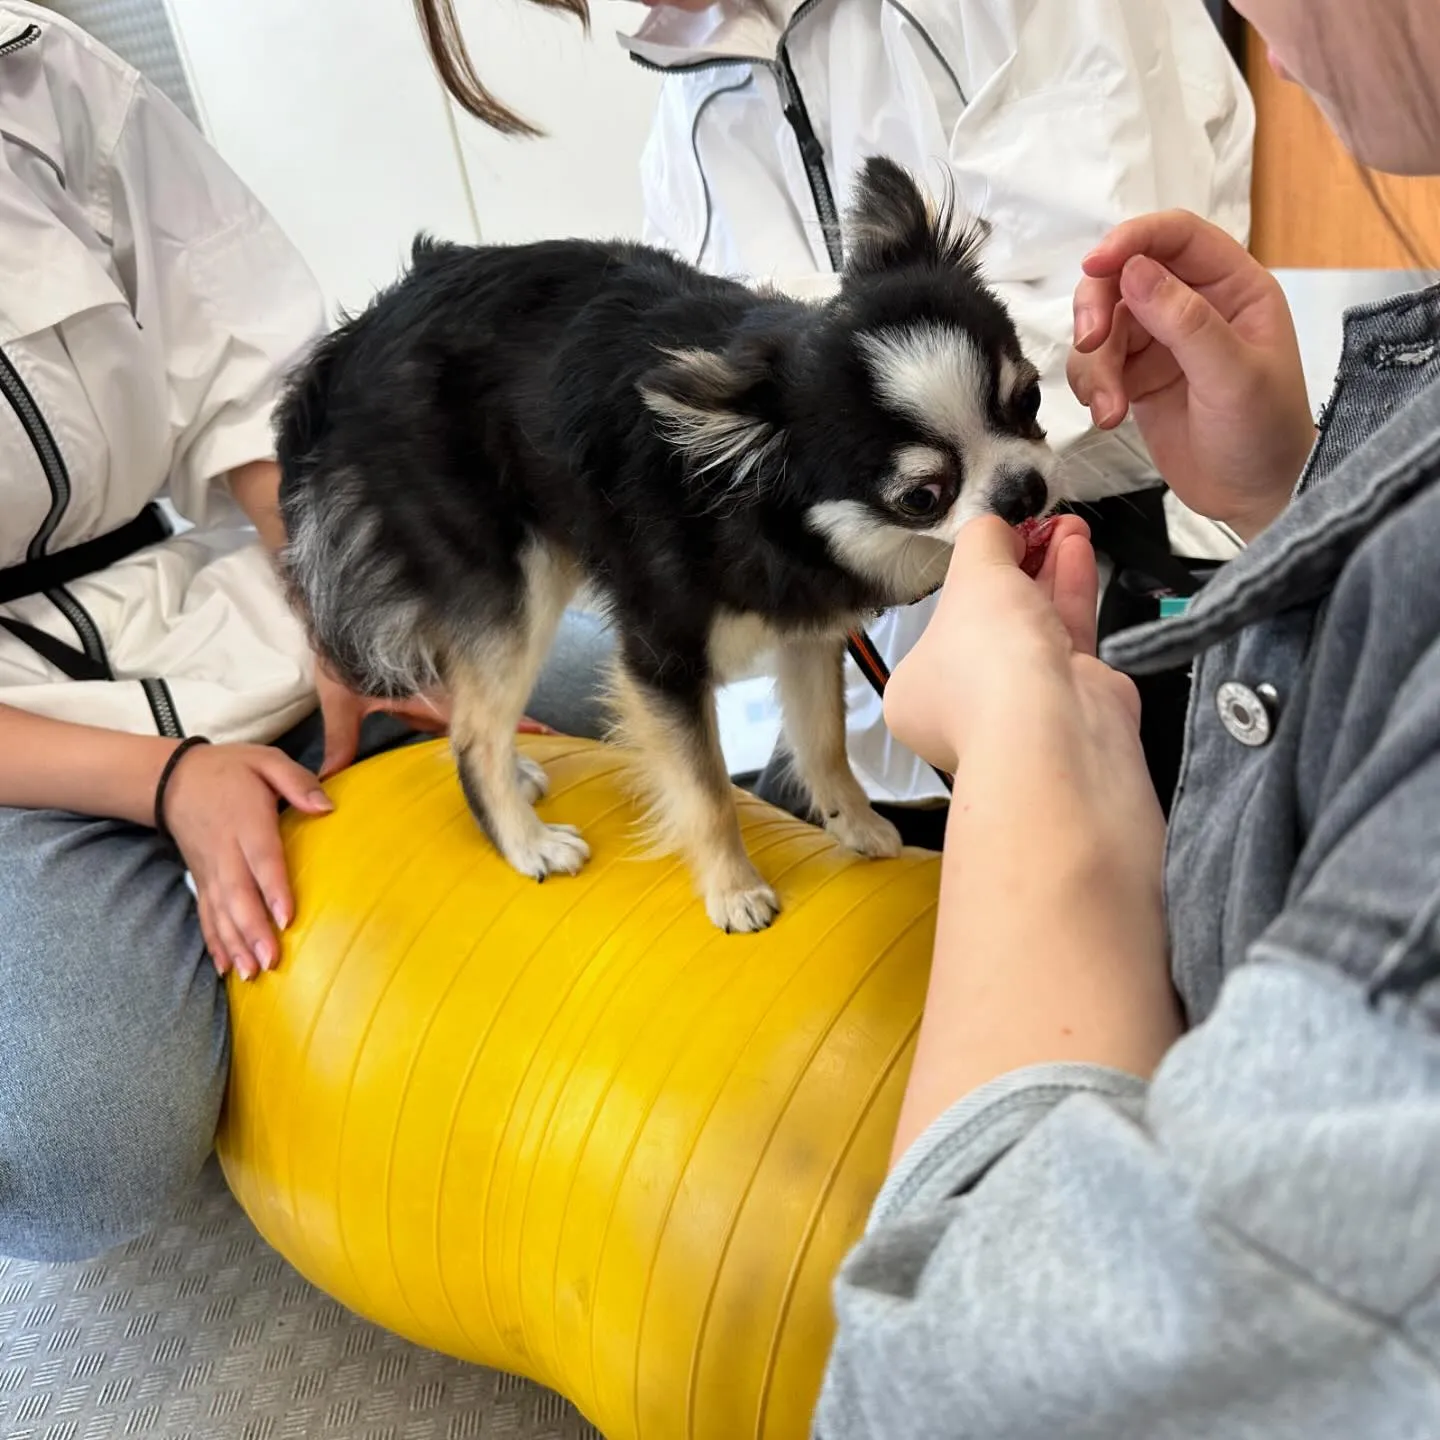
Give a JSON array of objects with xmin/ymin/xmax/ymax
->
[
  {"xmin": 448, "ymin": 0, "xmax": 661, "ymax": 244},
  {"xmin": 163, "ymin": 0, "xmax": 659, "ymax": 314}
]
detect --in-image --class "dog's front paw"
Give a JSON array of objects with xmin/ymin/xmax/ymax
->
[
  {"xmin": 706, "ymin": 879, "xmax": 781, "ymax": 934},
  {"xmin": 826, "ymin": 806, "xmax": 903, "ymax": 859},
  {"xmin": 515, "ymin": 753, "xmax": 550, "ymax": 806},
  {"xmin": 508, "ymin": 823, "xmax": 590, "ymax": 882}
]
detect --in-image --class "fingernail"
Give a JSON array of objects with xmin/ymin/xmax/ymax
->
[
  {"xmin": 1074, "ymin": 307, "xmax": 1098, "ymax": 345},
  {"xmin": 1122, "ymin": 254, "xmax": 1164, "ymax": 300},
  {"xmin": 270, "ymin": 898, "xmax": 291, "ymax": 931},
  {"xmin": 309, "ymin": 789, "xmax": 334, "ymax": 811},
  {"xmin": 254, "ymin": 939, "xmax": 274, "ymax": 971}
]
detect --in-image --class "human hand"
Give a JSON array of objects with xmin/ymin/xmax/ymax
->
[
  {"xmin": 886, "ymin": 516, "xmax": 1141, "ymax": 775},
  {"xmin": 883, "ymin": 516, "xmax": 1179, "ymax": 1158},
  {"xmin": 1068, "ymin": 211, "xmax": 1316, "ymax": 540},
  {"xmin": 314, "ymin": 660, "xmax": 449, "ymax": 779},
  {"xmin": 162, "ymin": 743, "xmax": 335, "ymax": 980},
  {"xmin": 885, "ymin": 514, "xmax": 1164, "ymax": 918}
]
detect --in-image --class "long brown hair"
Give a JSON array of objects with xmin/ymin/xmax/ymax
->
[{"xmin": 413, "ymin": 0, "xmax": 590, "ymax": 137}]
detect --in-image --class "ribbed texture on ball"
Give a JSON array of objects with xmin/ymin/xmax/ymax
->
[{"xmin": 218, "ymin": 738, "xmax": 938, "ymax": 1440}]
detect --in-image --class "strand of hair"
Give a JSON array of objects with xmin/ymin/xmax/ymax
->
[{"xmin": 413, "ymin": 0, "xmax": 592, "ymax": 137}]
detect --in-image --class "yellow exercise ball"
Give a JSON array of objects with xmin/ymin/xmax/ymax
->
[{"xmin": 217, "ymin": 736, "xmax": 939, "ymax": 1440}]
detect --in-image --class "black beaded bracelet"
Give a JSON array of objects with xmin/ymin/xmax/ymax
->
[{"xmin": 154, "ymin": 735, "xmax": 211, "ymax": 844}]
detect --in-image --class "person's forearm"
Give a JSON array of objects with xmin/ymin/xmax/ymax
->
[
  {"xmin": 0, "ymin": 702, "xmax": 178, "ymax": 822},
  {"xmin": 891, "ymin": 759, "xmax": 1181, "ymax": 1164},
  {"xmin": 228, "ymin": 458, "xmax": 286, "ymax": 554}
]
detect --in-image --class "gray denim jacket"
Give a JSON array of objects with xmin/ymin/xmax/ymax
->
[{"xmin": 815, "ymin": 285, "xmax": 1440, "ymax": 1439}]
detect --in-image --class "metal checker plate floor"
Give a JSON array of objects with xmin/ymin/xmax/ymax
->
[{"xmin": 0, "ymin": 1161, "xmax": 603, "ymax": 1440}]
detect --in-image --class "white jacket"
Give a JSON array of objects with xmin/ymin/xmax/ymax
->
[
  {"xmin": 0, "ymin": 3, "xmax": 323, "ymax": 745},
  {"xmin": 625, "ymin": 0, "xmax": 1254, "ymax": 801}
]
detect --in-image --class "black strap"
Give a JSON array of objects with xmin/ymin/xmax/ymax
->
[
  {"xmin": 1064, "ymin": 492, "xmax": 1217, "ymax": 602},
  {"xmin": 0, "ymin": 503, "xmax": 173, "ymax": 681},
  {"xmin": 0, "ymin": 614, "xmax": 109, "ymax": 681},
  {"xmin": 1075, "ymin": 489, "xmax": 1219, "ymax": 820},
  {"xmin": 0, "ymin": 503, "xmax": 171, "ymax": 605}
]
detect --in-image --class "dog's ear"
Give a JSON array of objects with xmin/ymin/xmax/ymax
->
[
  {"xmin": 844, "ymin": 155, "xmax": 990, "ymax": 277},
  {"xmin": 639, "ymin": 331, "xmax": 789, "ymax": 482}
]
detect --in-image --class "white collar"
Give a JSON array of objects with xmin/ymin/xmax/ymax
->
[{"xmin": 619, "ymin": 0, "xmax": 814, "ymax": 70}]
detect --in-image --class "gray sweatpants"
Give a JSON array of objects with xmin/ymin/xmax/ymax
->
[{"xmin": 0, "ymin": 612, "xmax": 613, "ymax": 1262}]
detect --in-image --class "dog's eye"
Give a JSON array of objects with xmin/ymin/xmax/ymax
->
[
  {"xmin": 896, "ymin": 483, "xmax": 944, "ymax": 519},
  {"xmin": 1016, "ymin": 382, "xmax": 1042, "ymax": 426}
]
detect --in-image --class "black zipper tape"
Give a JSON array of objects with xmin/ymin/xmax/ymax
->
[
  {"xmin": 630, "ymin": 0, "xmax": 843, "ymax": 271},
  {"xmin": 141, "ymin": 677, "xmax": 185, "ymax": 738},
  {"xmin": 0, "ymin": 348, "xmax": 71, "ymax": 562},
  {"xmin": 0, "ymin": 23, "xmax": 39, "ymax": 60},
  {"xmin": 0, "ymin": 504, "xmax": 172, "ymax": 604},
  {"xmin": 775, "ymin": 46, "xmax": 843, "ymax": 270}
]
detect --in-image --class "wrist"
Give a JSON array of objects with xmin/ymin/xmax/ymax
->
[
  {"xmin": 119, "ymin": 734, "xmax": 188, "ymax": 827},
  {"xmin": 940, "ymin": 742, "xmax": 1169, "ymax": 997},
  {"xmin": 944, "ymin": 780, "xmax": 1164, "ymax": 924},
  {"xmin": 79, "ymin": 730, "xmax": 181, "ymax": 827},
  {"xmin": 153, "ymin": 736, "xmax": 212, "ymax": 841},
  {"xmin": 1224, "ymin": 487, "xmax": 1298, "ymax": 543},
  {"xmin": 890, "ymin": 801, "xmax": 1177, "ymax": 1164},
  {"xmin": 1225, "ymin": 424, "xmax": 1318, "ymax": 543},
  {"xmin": 0, "ymin": 705, "xmax": 192, "ymax": 822}
]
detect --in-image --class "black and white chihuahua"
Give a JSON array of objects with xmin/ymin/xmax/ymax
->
[{"xmin": 275, "ymin": 157, "xmax": 1057, "ymax": 933}]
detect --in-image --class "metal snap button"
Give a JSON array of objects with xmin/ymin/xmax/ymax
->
[{"xmin": 1216, "ymin": 681, "xmax": 1274, "ymax": 747}]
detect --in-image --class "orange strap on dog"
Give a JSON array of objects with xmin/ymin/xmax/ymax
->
[{"xmin": 846, "ymin": 627, "xmax": 953, "ymax": 793}]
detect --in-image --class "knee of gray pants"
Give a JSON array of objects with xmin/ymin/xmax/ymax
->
[{"xmin": 0, "ymin": 809, "xmax": 228, "ymax": 1262}]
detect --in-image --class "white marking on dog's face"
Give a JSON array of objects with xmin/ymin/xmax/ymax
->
[
  {"xmin": 859, "ymin": 325, "xmax": 991, "ymax": 462},
  {"xmin": 805, "ymin": 500, "xmax": 952, "ymax": 604},
  {"xmin": 857, "ymin": 322, "xmax": 1055, "ymax": 542},
  {"xmin": 893, "ymin": 443, "xmax": 949, "ymax": 482},
  {"xmin": 998, "ymin": 353, "xmax": 1022, "ymax": 407}
]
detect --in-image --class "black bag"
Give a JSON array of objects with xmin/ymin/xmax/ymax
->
[{"xmin": 1073, "ymin": 488, "xmax": 1222, "ymax": 817}]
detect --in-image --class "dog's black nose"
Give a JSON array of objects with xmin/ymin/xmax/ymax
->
[{"xmin": 992, "ymin": 469, "xmax": 1049, "ymax": 526}]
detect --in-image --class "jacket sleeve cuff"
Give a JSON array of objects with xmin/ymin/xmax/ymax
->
[{"xmin": 872, "ymin": 1063, "xmax": 1149, "ymax": 1227}]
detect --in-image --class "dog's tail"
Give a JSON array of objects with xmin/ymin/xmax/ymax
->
[
  {"xmin": 274, "ymin": 329, "xmax": 342, "ymax": 488},
  {"xmin": 272, "ymin": 322, "xmax": 442, "ymax": 701}
]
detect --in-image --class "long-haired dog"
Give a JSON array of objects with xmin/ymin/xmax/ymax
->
[{"xmin": 275, "ymin": 158, "xmax": 1056, "ymax": 932}]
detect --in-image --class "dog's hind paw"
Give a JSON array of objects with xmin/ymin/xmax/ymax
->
[
  {"xmin": 510, "ymin": 823, "xmax": 590, "ymax": 881},
  {"xmin": 706, "ymin": 880, "xmax": 780, "ymax": 934},
  {"xmin": 515, "ymin": 754, "xmax": 550, "ymax": 806},
  {"xmin": 826, "ymin": 806, "xmax": 903, "ymax": 859}
]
